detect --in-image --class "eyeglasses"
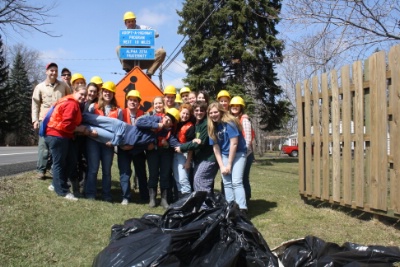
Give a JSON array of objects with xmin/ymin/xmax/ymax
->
[{"xmin": 61, "ymin": 73, "xmax": 71, "ymax": 77}]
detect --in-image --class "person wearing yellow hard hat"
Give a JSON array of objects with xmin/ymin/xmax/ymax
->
[
  {"xmin": 179, "ymin": 86, "xmax": 191, "ymax": 104},
  {"xmin": 90, "ymin": 76, "xmax": 103, "ymax": 90},
  {"xmin": 229, "ymin": 96, "xmax": 255, "ymax": 202},
  {"xmin": 85, "ymin": 80, "xmax": 122, "ymax": 203},
  {"xmin": 118, "ymin": 90, "xmax": 149, "ymax": 205},
  {"xmin": 116, "ymin": 11, "xmax": 166, "ymax": 78},
  {"xmin": 217, "ymin": 89, "xmax": 231, "ymax": 111},
  {"xmin": 163, "ymin": 85, "xmax": 177, "ymax": 110},
  {"xmin": 71, "ymin": 73, "xmax": 86, "ymax": 90}
]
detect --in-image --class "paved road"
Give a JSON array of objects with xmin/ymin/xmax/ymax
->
[{"xmin": 0, "ymin": 146, "xmax": 37, "ymax": 177}]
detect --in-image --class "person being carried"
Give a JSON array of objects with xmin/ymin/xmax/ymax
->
[
  {"xmin": 82, "ymin": 108, "xmax": 180, "ymax": 150},
  {"xmin": 116, "ymin": 11, "xmax": 166, "ymax": 78}
]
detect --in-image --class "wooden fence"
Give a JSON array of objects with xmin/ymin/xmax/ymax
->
[{"xmin": 296, "ymin": 44, "xmax": 400, "ymax": 218}]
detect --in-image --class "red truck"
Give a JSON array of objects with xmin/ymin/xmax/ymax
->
[{"xmin": 281, "ymin": 145, "xmax": 298, "ymax": 157}]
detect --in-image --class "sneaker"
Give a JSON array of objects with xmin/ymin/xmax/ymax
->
[
  {"xmin": 48, "ymin": 184, "xmax": 54, "ymax": 191},
  {"xmin": 36, "ymin": 172, "xmax": 45, "ymax": 180},
  {"xmin": 121, "ymin": 199, "xmax": 129, "ymax": 205},
  {"xmin": 64, "ymin": 193, "xmax": 78, "ymax": 201}
]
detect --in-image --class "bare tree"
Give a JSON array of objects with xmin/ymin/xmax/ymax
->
[
  {"xmin": 0, "ymin": 0, "xmax": 59, "ymax": 37},
  {"xmin": 282, "ymin": 0, "xmax": 400, "ymax": 58},
  {"xmin": 7, "ymin": 43, "xmax": 44, "ymax": 83},
  {"xmin": 276, "ymin": 0, "xmax": 400, "ymax": 136}
]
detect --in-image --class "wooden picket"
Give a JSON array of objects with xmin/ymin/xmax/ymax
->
[{"xmin": 297, "ymin": 44, "xmax": 400, "ymax": 218}]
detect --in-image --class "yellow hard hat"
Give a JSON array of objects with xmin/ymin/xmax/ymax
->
[
  {"xmin": 102, "ymin": 81, "xmax": 116, "ymax": 93},
  {"xmin": 180, "ymin": 86, "xmax": 191, "ymax": 94},
  {"xmin": 164, "ymin": 85, "xmax": 176, "ymax": 95},
  {"xmin": 90, "ymin": 76, "xmax": 103, "ymax": 85},
  {"xmin": 123, "ymin": 11, "xmax": 136, "ymax": 21},
  {"xmin": 71, "ymin": 73, "xmax": 86, "ymax": 84},
  {"xmin": 217, "ymin": 90, "xmax": 231, "ymax": 100},
  {"xmin": 175, "ymin": 93, "xmax": 183, "ymax": 103},
  {"xmin": 126, "ymin": 90, "xmax": 142, "ymax": 101},
  {"xmin": 230, "ymin": 96, "xmax": 245, "ymax": 107},
  {"xmin": 166, "ymin": 108, "xmax": 180, "ymax": 122}
]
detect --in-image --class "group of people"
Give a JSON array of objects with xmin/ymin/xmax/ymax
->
[
  {"xmin": 32, "ymin": 63, "xmax": 255, "ymax": 214},
  {"xmin": 31, "ymin": 11, "xmax": 254, "ymax": 213}
]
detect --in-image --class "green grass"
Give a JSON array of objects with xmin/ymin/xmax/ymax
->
[{"xmin": 1, "ymin": 156, "xmax": 399, "ymax": 266}]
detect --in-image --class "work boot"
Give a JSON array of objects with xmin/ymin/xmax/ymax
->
[
  {"xmin": 149, "ymin": 188, "xmax": 157, "ymax": 208},
  {"xmin": 160, "ymin": 189, "xmax": 169, "ymax": 209}
]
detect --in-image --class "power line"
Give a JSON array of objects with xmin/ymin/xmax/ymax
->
[{"xmin": 160, "ymin": 0, "xmax": 224, "ymax": 74}]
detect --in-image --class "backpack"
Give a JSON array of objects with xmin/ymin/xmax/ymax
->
[{"xmin": 39, "ymin": 105, "xmax": 55, "ymax": 137}]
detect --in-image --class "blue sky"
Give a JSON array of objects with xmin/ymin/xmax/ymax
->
[{"xmin": 2, "ymin": 0, "xmax": 187, "ymax": 88}]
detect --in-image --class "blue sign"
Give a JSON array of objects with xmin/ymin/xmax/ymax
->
[
  {"xmin": 119, "ymin": 48, "xmax": 155, "ymax": 60},
  {"xmin": 119, "ymin": 29, "xmax": 155, "ymax": 46}
]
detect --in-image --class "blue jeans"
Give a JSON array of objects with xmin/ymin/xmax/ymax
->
[
  {"xmin": 243, "ymin": 152, "xmax": 254, "ymax": 200},
  {"xmin": 83, "ymin": 112, "xmax": 126, "ymax": 145},
  {"xmin": 117, "ymin": 148, "xmax": 149, "ymax": 201},
  {"xmin": 222, "ymin": 152, "xmax": 247, "ymax": 209},
  {"xmin": 37, "ymin": 121, "xmax": 51, "ymax": 174},
  {"xmin": 44, "ymin": 136, "xmax": 75, "ymax": 196},
  {"xmin": 173, "ymin": 152, "xmax": 191, "ymax": 194},
  {"xmin": 85, "ymin": 138, "xmax": 114, "ymax": 201}
]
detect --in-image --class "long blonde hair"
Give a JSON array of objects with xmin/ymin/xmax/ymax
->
[{"xmin": 207, "ymin": 102, "xmax": 242, "ymax": 142}]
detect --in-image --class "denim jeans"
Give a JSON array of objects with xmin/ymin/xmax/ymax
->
[
  {"xmin": 83, "ymin": 113, "xmax": 126, "ymax": 145},
  {"xmin": 117, "ymin": 148, "xmax": 149, "ymax": 201},
  {"xmin": 44, "ymin": 136, "xmax": 75, "ymax": 196},
  {"xmin": 147, "ymin": 148, "xmax": 173, "ymax": 190},
  {"xmin": 221, "ymin": 152, "xmax": 247, "ymax": 209},
  {"xmin": 37, "ymin": 121, "xmax": 51, "ymax": 174},
  {"xmin": 173, "ymin": 152, "xmax": 191, "ymax": 194},
  {"xmin": 243, "ymin": 152, "xmax": 254, "ymax": 200},
  {"xmin": 85, "ymin": 138, "xmax": 114, "ymax": 201}
]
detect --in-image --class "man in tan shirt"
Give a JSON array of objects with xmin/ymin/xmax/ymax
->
[{"xmin": 32, "ymin": 62, "xmax": 71, "ymax": 179}]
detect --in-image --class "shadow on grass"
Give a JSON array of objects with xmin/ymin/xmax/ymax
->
[
  {"xmin": 248, "ymin": 199, "xmax": 278, "ymax": 219},
  {"xmin": 304, "ymin": 198, "xmax": 400, "ymax": 230},
  {"xmin": 254, "ymin": 157, "xmax": 298, "ymax": 166}
]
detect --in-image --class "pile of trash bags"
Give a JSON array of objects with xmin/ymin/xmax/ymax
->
[{"xmin": 93, "ymin": 192, "xmax": 400, "ymax": 267}]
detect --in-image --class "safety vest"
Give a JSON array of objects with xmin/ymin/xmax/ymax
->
[
  {"xmin": 240, "ymin": 116, "xmax": 255, "ymax": 145},
  {"xmin": 123, "ymin": 108, "xmax": 144, "ymax": 125},
  {"xmin": 177, "ymin": 121, "xmax": 194, "ymax": 144},
  {"xmin": 93, "ymin": 103, "xmax": 120, "ymax": 118},
  {"xmin": 47, "ymin": 95, "xmax": 81, "ymax": 133}
]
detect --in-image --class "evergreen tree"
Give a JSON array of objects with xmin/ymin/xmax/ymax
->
[
  {"xmin": 8, "ymin": 51, "xmax": 34, "ymax": 145},
  {"xmin": 0, "ymin": 34, "xmax": 10, "ymax": 144},
  {"xmin": 177, "ymin": 0, "xmax": 291, "ymax": 132}
]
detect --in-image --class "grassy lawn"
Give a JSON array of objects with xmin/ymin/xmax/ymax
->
[{"xmin": 1, "ymin": 155, "xmax": 399, "ymax": 266}]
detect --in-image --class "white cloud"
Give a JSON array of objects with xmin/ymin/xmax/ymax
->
[
  {"xmin": 139, "ymin": 8, "xmax": 171, "ymax": 28},
  {"xmin": 39, "ymin": 48, "xmax": 71, "ymax": 61}
]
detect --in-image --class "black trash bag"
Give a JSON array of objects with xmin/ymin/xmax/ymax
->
[
  {"xmin": 275, "ymin": 235, "xmax": 400, "ymax": 266},
  {"xmin": 93, "ymin": 191, "xmax": 278, "ymax": 267}
]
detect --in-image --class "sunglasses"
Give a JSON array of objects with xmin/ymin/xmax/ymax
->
[{"xmin": 61, "ymin": 73, "xmax": 71, "ymax": 77}]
